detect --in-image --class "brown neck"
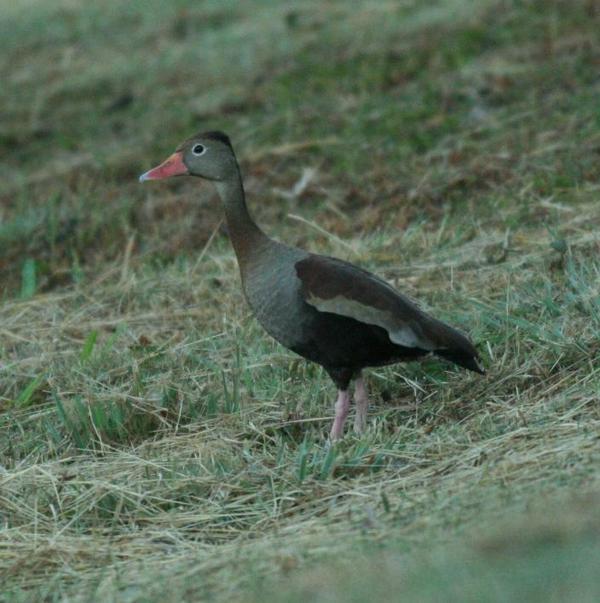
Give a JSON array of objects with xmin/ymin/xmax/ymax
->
[{"xmin": 214, "ymin": 171, "xmax": 268, "ymax": 266}]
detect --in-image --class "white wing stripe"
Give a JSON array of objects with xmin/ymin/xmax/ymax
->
[{"xmin": 305, "ymin": 294, "xmax": 435, "ymax": 350}]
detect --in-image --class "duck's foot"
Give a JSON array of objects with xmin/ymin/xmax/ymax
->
[
  {"xmin": 353, "ymin": 375, "xmax": 369, "ymax": 434},
  {"xmin": 330, "ymin": 389, "xmax": 350, "ymax": 441}
]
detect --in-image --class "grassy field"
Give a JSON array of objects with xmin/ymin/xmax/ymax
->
[{"xmin": 1, "ymin": 0, "xmax": 600, "ymax": 600}]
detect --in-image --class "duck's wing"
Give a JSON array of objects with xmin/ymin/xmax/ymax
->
[{"xmin": 295, "ymin": 254, "xmax": 482, "ymax": 371}]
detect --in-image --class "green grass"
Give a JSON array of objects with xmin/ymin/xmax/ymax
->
[{"xmin": 1, "ymin": 0, "xmax": 600, "ymax": 601}]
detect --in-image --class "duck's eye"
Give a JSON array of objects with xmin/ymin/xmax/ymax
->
[{"xmin": 192, "ymin": 144, "xmax": 206, "ymax": 156}]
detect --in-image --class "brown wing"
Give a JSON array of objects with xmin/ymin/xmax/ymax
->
[
  {"xmin": 296, "ymin": 255, "xmax": 437, "ymax": 350},
  {"xmin": 295, "ymin": 254, "xmax": 472, "ymax": 353}
]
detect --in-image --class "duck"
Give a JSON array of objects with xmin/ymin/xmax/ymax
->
[{"xmin": 140, "ymin": 131, "xmax": 484, "ymax": 440}]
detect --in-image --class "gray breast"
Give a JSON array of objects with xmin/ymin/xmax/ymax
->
[{"xmin": 241, "ymin": 244, "xmax": 310, "ymax": 349}]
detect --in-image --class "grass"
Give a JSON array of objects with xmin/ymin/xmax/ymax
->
[{"xmin": 1, "ymin": 0, "xmax": 600, "ymax": 601}]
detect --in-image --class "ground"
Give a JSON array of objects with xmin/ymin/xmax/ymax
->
[{"xmin": 1, "ymin": 1, "xmax": 599, "ymax": 601}]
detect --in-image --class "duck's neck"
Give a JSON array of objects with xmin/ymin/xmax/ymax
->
[{"xmin": 215, "ymin": 172, "xmax": 268, "ymax": 265}]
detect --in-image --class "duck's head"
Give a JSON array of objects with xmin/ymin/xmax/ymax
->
[{"xmin": 139, "ymin": 131, "xmax": 238, "ymax": 183}]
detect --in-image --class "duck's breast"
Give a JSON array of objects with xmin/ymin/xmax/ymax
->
[{"xmin": 241, "ymin": 244, "xmax": 312, "ymax": 349}]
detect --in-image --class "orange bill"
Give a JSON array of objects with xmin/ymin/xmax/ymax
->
[{"xmin": 139, "ymin": 152, "xmax": 188, "ymax": 182}]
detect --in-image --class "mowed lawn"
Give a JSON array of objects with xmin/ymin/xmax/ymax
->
[{"xmin": 1, "ymin": 1, "xmax": 599, "ymax": 601}]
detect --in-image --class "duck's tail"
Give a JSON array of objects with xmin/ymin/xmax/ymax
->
[{"xmin": 428, "ymin": 319, "xmax": 485, "ymax": 374}]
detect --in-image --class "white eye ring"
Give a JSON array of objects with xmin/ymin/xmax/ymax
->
[{"xmin": 192, "ymin": 144, "xmax": 206, "ymax": 156}]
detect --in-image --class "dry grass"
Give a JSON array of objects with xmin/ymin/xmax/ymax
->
[{"xmin": 1, "ymin": 0, "xmax": 600, "ymax": 601}]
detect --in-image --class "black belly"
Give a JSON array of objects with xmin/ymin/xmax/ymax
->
[{"xmin": 288, "ymin": 305, "xmax": 427, "ymax": 387}]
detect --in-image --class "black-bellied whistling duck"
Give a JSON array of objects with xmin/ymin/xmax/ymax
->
[{"xmin": 140, "ymin": 131, "xmax": 484, "ymax": 440}]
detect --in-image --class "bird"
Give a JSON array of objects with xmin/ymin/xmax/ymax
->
[{"xmin": 140, "ymin": 131, "xmax": 484, "ymax": 440}]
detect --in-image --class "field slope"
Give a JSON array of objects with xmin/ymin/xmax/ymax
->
[{"xmin": 1, "ymin": 1, "xmax": 599, "ymax": 601}]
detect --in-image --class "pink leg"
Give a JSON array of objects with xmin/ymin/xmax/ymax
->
[
  {"xmin": 354, "ymin": 376, "xmax": 369, "ymax": 434},
  {"xmin": 330, "ymin": 389, "xmax": 351, "ymax": 441}
]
